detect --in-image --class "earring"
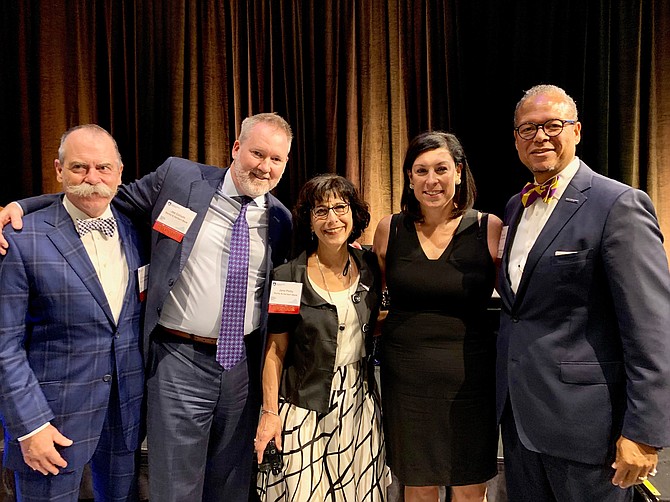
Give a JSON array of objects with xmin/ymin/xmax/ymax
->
[
  {"xmin": 311, "ymin": 231, "xmax": 315, "ymax": 241},
  {"xmin": 455, "ymin": 179, "xmax": 461, "ymax": 185},
  {"xmin": 409, "ymin": 183, "xmax": 414, "ymax": 190}
]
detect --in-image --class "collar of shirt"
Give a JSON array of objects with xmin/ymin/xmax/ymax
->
[
  {"xmin": 531, "ymin": 156, "xmax": 581, "ymax": 205},
  {"xmin": 219, "ymin": 170, "xmax": 266, "ymax": 208},
  {"xmin": 62, "ymin": 195, "xmax": 114, "ymax": 226}
]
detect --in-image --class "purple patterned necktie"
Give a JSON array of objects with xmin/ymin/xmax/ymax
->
[{"xmin": 217, "ymin": 196, "xmax": 253, "ymax": 369}]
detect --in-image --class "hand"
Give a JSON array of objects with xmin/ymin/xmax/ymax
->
[
  {"xmin": 19, "ymin": 424, "xmax": 73, "ymax": 475},
  {"xmin": 0, "ymin": 202, "xmax": 25, "ymax": 255},
  {"xmin": 254, "ymin": 411, "xmax": 283, "ymax": 464},
  {"xmin": 611, "ymin": 435, "xmax": 658, "ymax": 489}
]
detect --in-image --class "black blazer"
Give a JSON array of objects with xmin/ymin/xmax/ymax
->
[{"xmin": 268, "ymin": 247, "xmax": 381, "ymax": 414}]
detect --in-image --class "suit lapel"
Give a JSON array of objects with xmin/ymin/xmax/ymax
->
[
  {"xmin": 514, "ymin": 164, "xmax": 592, "ymax": 304},
  {"xmin": 178, "ymin": 169, "xmax": 224, "ymax": 270},
  {"xmin": 46, "ymin": 202, "xmax": 115, "ymax": 324},
  {"xmin": 114, "ymin": 208, "xmax": 141, "ymax": 320},
  {"xmin": 499, "ymin": 200, "xmax": 524, "ymax": 311}
]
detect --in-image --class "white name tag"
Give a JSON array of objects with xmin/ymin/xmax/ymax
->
[
  {"xmin": 152, "ymin": 200, "xmax": 197, "ymax": 243},
  {"xmin": 497, "ymin": 226, "xmax": 509, "ymax": 259},
  {"xmin": 137, "ymin": 264, "xmax": 150, "ymax": 302},
  {"xmin": 268, "ymin": 281, "xmax": 303, "ymax": 314}
]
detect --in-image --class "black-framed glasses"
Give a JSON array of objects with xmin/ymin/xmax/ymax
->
[
  {"xmin": 311, "ymin": 203, "xmax": 350, "ymax": 219},
  {"xmin": 514, "ymin": 119, "xmax": 576, "ymax": 140}
]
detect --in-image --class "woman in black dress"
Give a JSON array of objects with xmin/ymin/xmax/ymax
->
[{"xmin": 373, "ymin": 132, "xmax": 502, "ymax": 502}]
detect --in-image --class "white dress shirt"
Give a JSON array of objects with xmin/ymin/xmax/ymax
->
[
  {"xmin": 63, "ymin": 197, "xmax": 129, "ymax": 322},
  {"xmin": 159, "ymin": 170, "xmax": 269, "ymax": 338},
  {"xmin": 508, "ymin": 157, "xmax": 580, "ymax": 294}
]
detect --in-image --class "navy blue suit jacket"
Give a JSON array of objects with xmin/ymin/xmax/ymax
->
[
  {"xmin": 112, "ymin": 157, "xmax": 293, "ymax": 358},
  {"xmin": 0, "ymin": 199, "xmax": 146, "ymax": 472},
  {"xmin": 497, "ymin": 161, "xmax": 670, "ymax": 465}
]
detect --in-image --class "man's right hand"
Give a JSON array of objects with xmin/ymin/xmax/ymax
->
[
  {"xmin": 19, "ymin": 424, "xmax": 73, "ymax": 475},
  {"xmin": 0, "ymin": 202, "xmax": 25, "ymax": 255}
]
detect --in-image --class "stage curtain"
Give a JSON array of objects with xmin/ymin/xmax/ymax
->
[{"xmin": 1, "ymin": 0, "xmax": 668, "ymax": 253}]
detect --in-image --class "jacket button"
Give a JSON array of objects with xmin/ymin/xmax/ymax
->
[
  {"xmin": 511, "ymin": 317, "xmax": 519, "ymax": 323},
  {"xmin": 168, "ymin": 279, "xmax": 175, "ymax": 287},
  {"xmin": 102, "ymin": 374, "xmax": 112, "ymax": 382},
  {"xmin": 361, "ymin": 323, "xmax": 370, "ymax": 333},
  {"xmin": 352, "ymin": 293, "xmax": 361, "ymax": 304}
]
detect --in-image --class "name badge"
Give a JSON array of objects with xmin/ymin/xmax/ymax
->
[
  {"xmin": 152, "ymin": 200, "xmax": 197, "ymax": 242},
  {"xmin": 268, "ymin": 281, "xmax": 303, "ymax": 314},
  {"xmin": 137, "ymin": 264, "xmax": 149, "ymax": 302},
  {"xmin": 497, "ymin": 226, "xmax": 509, "ymax": 259}
]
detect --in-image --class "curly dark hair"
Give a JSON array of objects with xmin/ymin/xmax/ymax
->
[
  {"xmin": 400, "ymin": 131, "xmax": 477, "ymax": 223},
  {"xmin": 292, "ymin": 174, "xmax": 370, "ymax": 256}
]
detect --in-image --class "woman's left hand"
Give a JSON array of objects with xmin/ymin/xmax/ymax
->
[{"xmin": 255, "ymin": 412, "xmax": 283, "ymax": 464}]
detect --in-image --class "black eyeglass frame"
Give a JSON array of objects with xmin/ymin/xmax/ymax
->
[
  {"xmin": 514, "ymin": 119, "xmax": 577, "ymax": 140},
  {"xmin": 311, "ymin": 203, "xmax": 351, "ymax": 220}
]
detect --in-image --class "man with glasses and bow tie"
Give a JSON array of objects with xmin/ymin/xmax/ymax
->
[
  {"xmin": 0, "ymin": 124, "xmax": 147, "ymax": 501},
  {"xmin": 496, "ymin": 84, "xmax": 670, "ymax": 501}
]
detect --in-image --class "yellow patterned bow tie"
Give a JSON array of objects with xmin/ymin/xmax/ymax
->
[{"xmin": 520, "ymin": 175, "xmax": 560, "ymax": 207}]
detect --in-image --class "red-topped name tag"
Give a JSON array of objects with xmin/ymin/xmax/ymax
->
[
  {"xmin": 152, "ymin": 200, "xmax": 196, "ymax": 243},
  {"xmin": 268, "ymin": 280, "xmax": 302, "ymax": 314},
  {"xmin": 137, "ymin": 264, "xmax": 149, "ymax": 302}
]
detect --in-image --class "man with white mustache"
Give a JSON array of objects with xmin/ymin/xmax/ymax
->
[
  {"xmin": 0, "ymin": 113, "xmax": 294, "ymax": 501},
  {"xmin": 0, "ymin": 124, "xmax": 147, "ymax": 501}
]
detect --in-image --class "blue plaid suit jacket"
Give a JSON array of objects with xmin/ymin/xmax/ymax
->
[{"xmin": 0, "ymin": 198, "xmax": 147, "ymax": 472}]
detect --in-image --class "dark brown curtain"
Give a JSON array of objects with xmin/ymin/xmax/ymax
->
[{"xmin": 2, "ymin": 0, "xmax": 669, "ymax": 253}]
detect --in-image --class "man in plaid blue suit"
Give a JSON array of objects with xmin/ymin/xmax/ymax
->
[{"xmin": 0, "ymin": 125, "xmax": 146, "ymax": 501}]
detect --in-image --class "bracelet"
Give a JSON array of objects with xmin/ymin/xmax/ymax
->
[
  {"xmin": 380, "ymin": 289, "xmax": 391, "ymax": 311},
  {"xmin": 261, "ymin": 409, "xmax": 279, "ymax": 417}
]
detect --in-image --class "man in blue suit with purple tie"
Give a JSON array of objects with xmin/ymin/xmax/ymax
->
[
  {"xmin": 0, "ymin": 125, "xmax": 146, "ymax": 501},
  {"xmin": 497, "ymin": 84, "xmax": 670, "ymax": 501},
  {"xmin": 0, "ymin": 113, "xmax": 293, "ymax": 501}
]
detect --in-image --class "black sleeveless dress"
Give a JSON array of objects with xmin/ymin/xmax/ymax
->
[{"xmin": 380, "ymin": 209, "xmax": 498, "ymax": 486}]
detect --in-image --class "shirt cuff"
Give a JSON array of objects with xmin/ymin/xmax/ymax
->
[{"xmin": 18, "ymin": 422, "xmax": 50, "ymax": 442}]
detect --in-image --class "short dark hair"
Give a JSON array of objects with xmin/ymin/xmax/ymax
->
[
  {"xmin": 400, "ymin": 131, "xmax": 476, "ymax": 222},
  {"xmin": 292, "ymin": 173, "xmax": 370, "ymax": 256}
]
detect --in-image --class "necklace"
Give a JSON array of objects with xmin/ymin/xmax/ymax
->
[{"xmin": 315, "ymin": 253, "xmax": 353, "ymax": 332}]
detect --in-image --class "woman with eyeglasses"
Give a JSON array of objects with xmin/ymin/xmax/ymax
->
[
  {"xmin": 254, "ymin": 174, "xmax": 391, "ymax": 501},
  {"xmin": 373, "ymin": 132, "xmax": 503, "ymax": 502}
]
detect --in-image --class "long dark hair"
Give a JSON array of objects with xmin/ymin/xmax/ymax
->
[
  {"xmin": 292, "ymin": 174, "xmax": 370, "ymax": 256},
  {"xmin": 400, "ymin": 131, "xmax": 476, "ymax": 223}
]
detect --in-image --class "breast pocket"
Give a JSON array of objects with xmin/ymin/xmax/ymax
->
[{"xmin": 550, "ymin": 248, "xmax": 593, "ymax": 282}]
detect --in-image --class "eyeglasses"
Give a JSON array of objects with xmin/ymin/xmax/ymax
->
[
  {"xmin": 311, "ymin": 203, "xmax": 350, "ymax": 219},
  {"xmin": 514, "ymin": 119, "xmax": 576, "ymax": 140}
]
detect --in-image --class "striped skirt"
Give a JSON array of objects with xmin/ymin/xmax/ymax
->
[{"xmin": 257, "ymin": 361, "xmax": 391, "ymax": 501}]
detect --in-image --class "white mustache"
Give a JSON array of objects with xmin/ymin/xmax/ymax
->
[{"xmin": 66, "ymin": 183, "xmax": 117, "ymax": 198}]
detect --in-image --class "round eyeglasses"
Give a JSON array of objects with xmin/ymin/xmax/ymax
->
[
  {"xmin": 311, "ymin": 203, "xmax": 350, "ymax": 219},
  {"xmin": 514, "ymin": 119, "xmax": 576, "ymax": 140}
]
